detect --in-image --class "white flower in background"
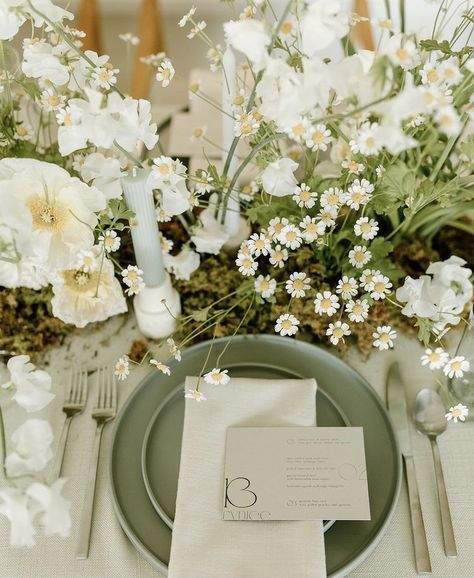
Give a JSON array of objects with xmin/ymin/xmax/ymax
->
[
  {"xmin": 305, "ymin": 124, "xmax": 332, "ymax": 152},
  {"xmin": 149, "ymin": 157, "xmax": 191, "ymax": 217},
  {"xmin": 156, "ymin": 59, "xmax": 175, "ymax": 87},
  {"xmin": 314, "ymin": 291, "xmax": 340, "ymax": 316},
  {"xmin": 160, "ymin": 236, "xmax": 174, "ymax": 254},
  {"xmin": 236, "ymin": 253, "xmax": 258, "ymax": 276},
  {"xmin": 0, "ymin": 158, "xmax": 105, "ymax": 270},
  {"xmin": 22, "ymin": 39, "xmax": 70, "ymax": 86},
  {"xmin": 293, "ymin": 183, "xmax": 317, "ymax": 208},
  {"xmin": 376, "ymin": 165, "xmax": 385, "ymax": 178},
  {"xmin": 285, "ymin": 117, "xmax": 311, "ymax": 143},
  {"xmin": 114, "ymin": 356, "xmax": 130, "ymax": 381},
  {"xmin": 300, "ymin": 216, "xmax": 323, "ymax": 243},
  {"xmin": 121, "ymin": 265, "xmax": 144, "ymax": 287},
  {"xmin": 320, "ymin": 187, "xmax": 346, "ymax": 209},
  {"xmin": 156, "ymin": 207, "xmax": 172, "ymax": 222},
  {"xmin": 0, "ymin": 0, "xmax": 72, "ymax": 41},
  {"xmin": 167, "ymin": 338, "xmax": 182, "ymax": 361},
  {"xmin": 191, "ymin": 197, "xmax": 229, "ymax": 254},
  {"xmin": 255, "ymin": 275, "xmax": 277, "ymax": 299},
  {"xmin": 360, "ymin": 269, "xmax": 380, "ymax": 290},
  {"xmin": 349, "ymin": 245, "xmax": 372, "ymax": 269},
  {"xmin": 300, "ymin": 0, "xmax": 349, "ymax": 56},
  {"xmin": 187, "ymin": 20, "xmax": 207, "ymax": 40},
  {"xmin": 14, "ymin": 123, "xmax": 34, "ymax": 142},
  {"xmin": 277, "ymin": 224, "xmax": 303, "ymax": 250},
  {"xmin": 336, "ymin": 276, "xmax": 358, "ymax": 300},
  {"xmin": 269, "ymin": 245, "xmax": 289, "ymax": 268},
  {"xmin": 342, "ymin": 158, "xmax": 365, "ymax": 174},
  {"xmin": 420, "ymin": 61, "xmax": 441, "ymax": 85},
  {"xmin": 279, "ymin": 17, "xmax": 297, "ymax": 40},
  {"xmin": 190, "ymin": 125, "xmax": 207, "ymax": 142},
  {"xmin": 80, "ymin": 153, "xmax": 125, "ymax": 200},
  {"xmin": 240, "ymin": 5, "xmax": 257, "ymax": 19},
  {"xmin": 140, "ymin": 52, "xmax": 166, "ymax": 67},
  {"xmin": 75, "ymin": 250, "xmax": 97, "ymax": 274},
  {"xmin": 206, "ymin": 44, "xmax": 222, "ymax": 71},
  {"xmin": 286, "ymin": 272, "xmax": 310, "ymax": 298},
  {"xmin": 275, "ymin": 313, "xmax": 300, "ymax": 336},
  {"xmin": 224, "ymin": 19, "xmax": 270, "ymax": 71},
  {"xmin": 119, "ymin": 32, "xmax": 140, "ymax": 46},
  {"xmin": 435, "ymin": 106, "xmax": 461, "ymax": 136},
  {"xmin": 427, "ymin": 256, "xmax": 472, "ymax": 300},
  {"xmin": 369, "ymin": 274, "xmax": 393, "ymax": 300},
  {"xmin": 396, "ymin": 276, "xmax": 436, "ymax": 317},
  {"xmin": 345, "ymin": 298, "xmax": 370, "ymax": 322},
  {"xmin": 26, "ymin": 479, "xmax": 71, "ymax": 538},
  {"xmin": 438, "ymin": 57, "xmax": 462, "ymax": 86},
  {"xmin": 421, "ymin": 347, "xmax": 449, "ymax": 370},
  {"xmin": 248, "ymin": 233, "xmax": 271, "ymax": 257},
  {"xmin": 179, "ymin": 6, "xmax": 196, "ymax": 27},
  {"xmin": 91, "ymin": 64, "xmax": 119, "ymax": 90},
  {"xmin": 372, "ymin": 326, "xmax": 397, "ymax": 350},
  {"xmin": 99, "ymin": 230, "xmax": 121, "ymax": 253},
  {"xmin": 164, "ymin": 247, "xmax": 200, "ymax": 280},
  {"xmin": 39, "ymin": 88, "xmax": 66, "ymax": 112},
  {"xmin": 385, "ymin": 34, "xmax": 420, "ymax": 70},
  {"xmin": 125, "ymin": 279, "xmax": 145, "ymax": 296},
  {"xmin": 261, "ymin": 158, "xmax": 298, "ymax": 197},
  {"xmin": 0, "ymin": 488, "xmax": 37, "ymax": 547},
  {"xmin": 354, "ymin": 217, "xmax": 379, "ymax": 241},
  {"xmin": 350, "ymin": 122, "xmax": 382, "ymax": 156},
  {"xmin": 326, "ymin": 321, "xmax": 351, "ymax": 345},
  {"xmin": 234, "ymin": 111, "xmax": 260, "ymax": 137},
  {"xmin": 109, "ymin": 93, "xmax": 159, "ymax": 152},
  {"xmin": 185, "ymin": 388, "xmax": 206, "ymax": 402},
  {"xmin": 51, "ymin": 253, "xmax": 127, "ymax": 328},
  {"xmin": 150, "ymin": 360, "xmax": 171, "ymax": 375},
  {"xmin": 445, "ymin": 403, "xmax": 469, "ymax": 423},
  {"xmin": 267, "ymin": 217, "xmax": 289, "ymax": 240},
  {"xmin": 204, "ymin": 368, "xmax": 230, "ymax": 385},
  {"xmin": 6, "ymin": 419, "xmax": 54, "ymax": 477},
  {"xmin": 346, "ymin": 179, "xmax": 374, "ymax": 210},
  {"xmin": 3, "ymin": 355, "xmax": 54, "ymax": 413},
  {"xmin": 443, "ymin": 356, "xmax": 470, "ymax": 379}
]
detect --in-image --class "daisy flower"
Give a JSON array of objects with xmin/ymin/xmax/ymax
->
[
  {"xmin": 320, "ymin": 187, "xmax": 346, "ymax": 209},
  {"xmin": 248, "ymin": 232, "xmax": 271, "ymax": 257},
  {"xmin": 326, "ymin": 321, "xmax": 351, "ymax": 345},
  {"xmin": 336, "ymin": 276, "xmax": 358, "ymax": 300},
  {"xmin": 178, "ymin": 6, "xmax": 196, "ymax": 27},
  {"xmin": 40, "ymin": 88, "xmax": 66, "ymax": 112},
  {"xmin": 156, "ymin": 207, "xmax": 172, "ymax": 222},
  {"xmin": 351, "ymin": 122, "xmax": 382, "ymax": 156},
  {"xmin": 359, "ymin": 268, "xmax": 380, "ymax": 290},
  {"xmin": 119, "ymin": 32, "xmax": 140, "ymax": 46},
  {"xmin": 240, "ymin": 5, "xmax": 257, "ymax": 18},
  {"xmin": 285, "ymin": 117, "xmax": 310, "ymax": 143},
  {"xmin": 439, "ymin": 57, "xmax": 462, "ymax": 86},
  {"xmin": 286, "ymin": 272, "xmax": 310, "ymax": 298},
  {"xmin": 293, "ymin": 183, "xmax": 317, "ymax": 209},
  {"xmin": 445, "ymin": 403, "xmax": 469, "ymax": 423},
  {"xmin": 372, "ymin": 326, "xmax": 397, "ymax": 350},
  {"xmin": 206, "ymin": 45, "xmax": 222, "ymax": 71},
  {"xmin": 99, "ymin": 230, "xmax": 121, "ymax": 253},
  {"xmin": 345, "ymin": 299, "xmax": 370, "ymax": 322},
  {"xmin": 421, "ymin": 347, "xmax": 449, "ymax": 370},
  {"xmin": 254, "ymin": 275, "xmax": 277, "ymax": 299},
  {"xmin": 125, "ymin": 279, "xmax": 145, "ymax": 296},
  {"xmin": 185, "ymin": 388, "xmax": 206, "ymax": 402},
  {"xmin": 121, "ymin": 265, "xmax": 144, "ymax": 287},
  {"xmin": 269, "ymin": 245, "xmax": 289, "ymax": 268},
  {"xmin": 234, "ymin": 112, "xmax": 260, "ymax": 137},
  {"xmin": 342, "ymin": 158, "xmax": 364, "ymax": 174},
  {"xmin": 161, "ymin": 236, "xmax": 174, "ymax": 254},
  {"xmin": 346, "ymin": 179, "xmax": 374, "ymax": 210},
  {"xmin": 314, "ymin": 291, "xmax": 340, "ymax": 317},
  {"xmin": 277, "ymin": 224, "xmax": 303, "ymax": 250},
  {"xmin": 190, "ymin": 125, "xmax": 207, "ymax": 142},
  {"xmin": 167, "ymin": 338, "xmax": 181, "ymax": 361},
  {"xmin": 187, "ymin": 20, "xmax": 207, "ymax": 39},
  {"xmin": 75, "ymin": 250, "xmax": 97, "ymax": 273},
  {"xmin": 204, "ymin": 368, "xmax": 230, "ymax": 385},
  {"xmin": 435, "ymin": 106, "xmax": 461, "ymax": 137},
  {"xmin": 300, "ymin": 216, "xmax": 323, "ymax": 243},
  {"xmin": 275, "ymin": 313, "xmax": 300, "ymax": 336},
  {"xmin": 317, "ymin": 206, "xmax": 338, "ymax": 229},
  {"xmin": 156, "ymin": 59, "xmax": 175, "ymax": 87},
  {"xmin": 267, "ymin": 217, "xmax": 289, "ymax": 240},
  {"xmin": 115, "ymin": 356, "xmax": 130, "ymax": 381},
  {"xmin": 236, "ymin": 253, "xmax": 258, "ymax": 276},
  {"xmin": 305, "ymin": 124, "xmax": 332, "ymax": 151},
  {"xmin": 375, "ymin": 165, "xmax": 385, "ymax": 178},
  {"xmin": 349, "ymin": 245, "xmax": 372, "ymax": 269},
  {"xmin": 150, "ymin": 359, "xmax": 171, "ymax": 375},
  {"xmin": 91, "ymin": 65, "xmax": 119, "ymax": 90},
  {"xmin": 369, "ymin": 274, "xmax": 392, "ymax": 300},
  {"xmin": 354, "ymin": 217, "xmax": 379, "ymax": 241},
  {"xmin": 443, "ymin": 356, "xmax": 470, "ymax": 379}
]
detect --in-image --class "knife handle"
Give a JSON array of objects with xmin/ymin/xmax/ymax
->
[{"xmin": 404, "ymin": 455, "xmax": 432, "ymax": 575}]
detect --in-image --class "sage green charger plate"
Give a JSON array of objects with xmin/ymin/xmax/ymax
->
[{"xmin": 110, "ymin": 335, "xmax": 402, "ymax": 577}]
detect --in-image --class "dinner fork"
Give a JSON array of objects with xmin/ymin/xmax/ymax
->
[
  {"xmin": 53, "ymin": 368, "xmax": 88, "ymax": 479},
  {"xmin": 76, "ymin": 367, "xmax": 117, "ymax": 560}
]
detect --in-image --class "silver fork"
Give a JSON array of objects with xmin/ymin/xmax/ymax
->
[
  {"xmin": 53, "ymin": 368, "xmax": 88, "ymax": 479},
  {"xmin": 76, "ymin": 367, "xmax": 117, "ymax": 560}
]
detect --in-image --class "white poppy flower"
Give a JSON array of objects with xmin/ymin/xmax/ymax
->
[
  {"xmin": 0, "ymin": 488, "xmax": 37, "ymax": 547},
  {"xmin": 26, "ymin": 479, "xmax": 71, "ymax": 538},
  {"xmin": 6, "ymin": 419, "xmax": 54, "ymax": 477},
  {"xmin": 164, "ymin": 247, "xmax": 200, "ymax": 280},
  {"xmin": 372, "ymin": 326, "xmax": 397, "ymax": 350},
  {"xmin": 204, "ymin": 368, "xmax": 230, "ymax": 385},
  {"xmin": 80, "ymin": 153, "xmax": 125, "ymax": 200},
  {"xmin": 255, "ymin": 275, "xmax": 276, "ymax": 298},
  {"xmin": 261, "ymin": 158, "xmax": 298, "ymax": 197},
  {"xmin": 275, "ymin": 313, "xmax": 300, "ymax": 336},
  {"xmin": 5, "ymin": 355, "xmax": 54, "ymax": 413},
  {"xmin": 326, "ymin": 321, "xmax": 351, "ymax": 345},
  {"xmin": 224, "ymin": 19, "xmax": 270, "ymax": 71},
  {"xmin": 421, "ymin": 348, "xmax": 449, "ymax": 370}
]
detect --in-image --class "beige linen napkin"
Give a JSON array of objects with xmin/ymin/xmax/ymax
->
[{"xmin": 167, "ymin": 376, "xmax": 326, "ymax": 578}]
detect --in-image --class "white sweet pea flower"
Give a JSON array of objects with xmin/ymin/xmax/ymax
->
[
  {"xmin": 300, "ymin": 0, "xmax": 349, "ymax": 56},
  {"xmin": 0, "ymin": 0, "xmax": 72, "ymax": 41},
  {"xmin": 4, "ymin": 355, "xmax": 54, "ymax": 413},
  {"xmin": 0, "ymin": 488, "xmax": 37, "ymax": 547},
  {"xmin": 22, "ymin": 39, "xmax": 70, "ymax": 86},
  {"xmin": 191, "ymin": 196, "xmax": 229, "ymax": 254},
  {"xmin": 427, "ymin": 256, "xmax": 472, "ymax": 302},
  {"xmin": 163, "ymin": 247, "xmax": 200, "ymax": 280},
  {"xmin": 396, "ymin": 276, "xmax": 438, "ymax": 318},
  {"xmin": 261, "ymin": 158, "xmax": 298, "ymax": 197},
  {"xmin": 6, "ymin": 419, "xmax": 54, "ymax": 477},
  {"xmin": 80, "ymin": 153, "xmax": 125, "ymax": 200},
  {"xmin": 26, "ymin": 479, "xmax": 71, "ymax": 538},
  {"xmin": 224, "ymin": 19, "xmax": 270, "ymax": 71}
]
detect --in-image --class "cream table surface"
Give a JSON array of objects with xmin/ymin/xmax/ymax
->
[{"xmin": 1, "ymin": 313, "xmax": 473, "ymax": 578}]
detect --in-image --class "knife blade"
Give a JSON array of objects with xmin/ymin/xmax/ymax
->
[{"xmin": 387, "ymin": 362, "xmax": 432, "ymax": 575}]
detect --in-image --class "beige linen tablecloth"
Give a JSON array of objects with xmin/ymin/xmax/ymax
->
[{"xmin": 0, "ymin": 314, "xmax": 473, "ymax": 578}]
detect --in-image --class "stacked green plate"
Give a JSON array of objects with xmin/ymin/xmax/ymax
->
[{"xmin": 110, "ymin": 335, "xmax": 401, "ymax": 577}]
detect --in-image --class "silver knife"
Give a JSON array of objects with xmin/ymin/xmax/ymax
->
[{"xmin": 387, "ymin": 362, "xmax": 432, "ymax": 575}]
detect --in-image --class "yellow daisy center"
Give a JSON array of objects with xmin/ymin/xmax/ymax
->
[
  {"xmin": 282, "ymin": 319, "xmax": 293, "ymax": 330},
  {"xmin": 333, "ymin": 327, "xmax": 344, "ymax": 339}
]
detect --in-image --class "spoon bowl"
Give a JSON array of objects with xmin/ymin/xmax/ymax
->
[{"xmin": 414, "ymin": 388, "xmax": 447, "ymax": 438}]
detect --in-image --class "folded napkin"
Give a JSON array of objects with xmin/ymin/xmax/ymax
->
[{"xmin": 167, "ymin": 376, "xmax": 326, "ymax": 578}]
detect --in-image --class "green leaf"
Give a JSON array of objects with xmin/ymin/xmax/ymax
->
[
  {"xmin": 415, "ymin": 317, "xmax": 432, "ymax": 347},
  {"xmin": 191, "ymin": 306, "xmax": 211, "ymax": 322},
  {"xmin": 371, "ymin": 162, "xmax": 414, "ymax": 214},
  {"xmin": 369, "ymin": 238, "xmax": 394, "ymax": 261},
  {"xmin": 419, "ymin": 39, "xmax": 452, "ymax": 55}
]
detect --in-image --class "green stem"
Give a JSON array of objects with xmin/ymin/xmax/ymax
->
[
  {"xmin": 399, "ymin": 0, "xmax": 406, "ymax": 33},
  {"xmin": 429, "ymin": 115, "xmax": 469, "ymax": 182},
  {"xmin": 0, "ymin": 405, "xmax": 8, "ymax": 480}
]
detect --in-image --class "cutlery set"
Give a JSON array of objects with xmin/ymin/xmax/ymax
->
[
  {"xmin": 54, "ymin": 366, "xmax": 117, "ymax": 560},
  {"xmin": 387, "ymin": 362, "xmax": 457, "ymax": 575}
]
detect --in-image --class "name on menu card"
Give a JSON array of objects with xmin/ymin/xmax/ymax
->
[{"xmin": 223, "ymin": 427, "xmax": 371, "ymax": 521}]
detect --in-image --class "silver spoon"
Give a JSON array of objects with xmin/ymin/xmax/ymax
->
[{"xmin": 414, "ymin": 388, "xmax": 457, "ymax": 558}]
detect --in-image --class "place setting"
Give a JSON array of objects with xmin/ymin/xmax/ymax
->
[{"xmin": 0, "ymin": 0, "xmax": 473, "ymax": 577}]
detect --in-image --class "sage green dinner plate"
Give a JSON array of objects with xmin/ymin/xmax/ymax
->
[{"xmin": 110, "ymin": 335, "xmax": 401, "ymax": 577}]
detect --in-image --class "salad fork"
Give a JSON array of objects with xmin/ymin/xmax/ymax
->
[
  {"xmin": 76, "ymin": 367, "xmax": 117, "ymax": 560},
  {"xmin": 53, "ymin": 368, "xmax": 88, "ymax": 479}
]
